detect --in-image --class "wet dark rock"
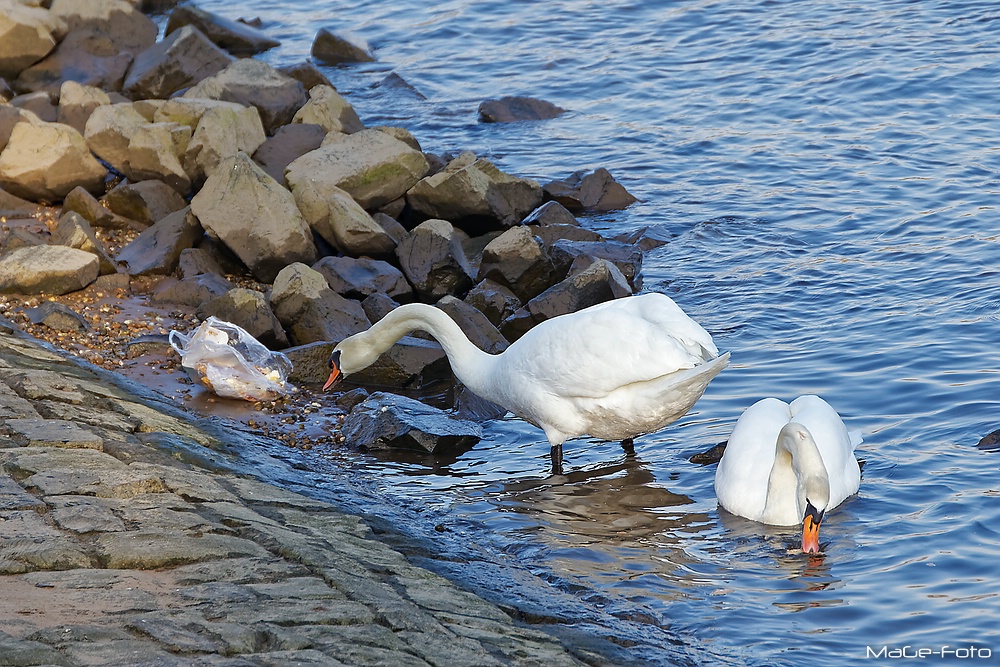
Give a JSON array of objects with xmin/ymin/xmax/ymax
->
[
  {"xmin": 361, "ymin": 292, "xmax": 400, "ymax": 324},
  {"xmin": 278, "ymin": 61, "xmax": 334, "ymax": 91},
  {"xmin": 375, "ymin": 72, "xmax": 426, "ymax": 100},
  {"xmin": 342, "ymin": 392, "xmax": 481, "ymax": 454},
  {"xmin": 614, "ymin": 225, "xmax": 672, "ymax": 252},
  {"xmin": 166, "ymin": 5, "xmax": 280, "ymax": 56},
  {"xmin": 311, "ymin": 28, "xmax": 375, "ymax": 65},
  {"xmin": 436, "ymin": 296, "xmax": 508, "ymax": 355},
  {"xmin": 177, "ymin": 247, "xmax": 224, "ymax": 279},
  {"xmin": 9, "ymin": 92, "xmax": 57, "ymax": 122},
  {"xmin": 285, "ymin": 128, "xmax": 429, "ymax": 211},
  {"xmin": 501, "ymin": 259, "xmax": 632, "ymax": 341},
  {"xmin": 103, "ymin": 180, "xmax": 187, "ymax": 227},
  {"xmin": 0, "ymin": 246, "xmax": 99, "ymax": 296},
  {"xmin": 548, "ymin": 239, "xmax": 644, "ymax": 290},
  {"xmin": 149, "ymin": 272, "xmax": 233, "ymax": 307},
  {"xmin": 396, "ymin": 219, "xmax": 474, "ymax": 301},
  {"xmin": 313, "ymin": 256, "xmax": 412, "ymax": 302},
  {"xmin": 977, "ymin": 430, "xmax": 1000, "ymax": 451},
  {"xmin": 464, "ymin": 279, "xmax": 522, "ymax": 327},
  {"xmin": 123, "ymin": 25, "xmax": 235, "ymax": 100},
  {"xmin": 25, "ymin": 302, "xmax": 89, "ymax": 333},
  {"xmin": 183, "ymin": 58, "xmax": 307, "ymax": 134},
  {"xmin": 191, "ymin": 152, "xmax": 317, "ymax": 284},
  {"xmin": 522, "ymin": 200, "xmax": 578, "ymax": 227},
  {"xmin": 690, "ymin": 441, "xmax": 728, "ymax": 465},
  {"xmin": 269, "ymin": 263, "xmax": 370, "ymax": 346},
  {"xmin": 283, "ymin": 340, "xmax": 335, "ymax": 385},
  {"xmin": 125, "ymin": 333, "xmax": 172, "ymax": 359},
  {"xmin": 291, "ymin": 85, "xmax": 364, "ymax": 135},
  {"xmin": 116, "ymin": 207, "xmax": 203, "ymax": 276},
  {"xmin": 251, "ymin": 123, "xmax": 326, "ymax": 185},
  {"xmin": 478, "ymin": 96, "xmax": 566, "ymax": 123},
  {"xmin": 0, "ymin": 2, "xmax": 61, "ymax": 80},
  {"xmin": 372, "ymin": 212, "xmax": 409, "ymax": 246},
  {"xmin": 543, "ymin": 167, "xmax": 638, "ymax": 212},
  {"xmin": 406, "ymin": 153, "xmax": 544, "ymax": 234},
  {"xmin": 335, "ymin": 387, "xmax": 369, "ymax": 412},
  {"xmin": 14, "ymin": 29, "xmax": 133, "ymax": 96},
  {"xmin": 50, "ymin": 0, "xmax": 158, "ymax": 56},
  {"xmin": 197, "ymin": 287, "xmax": 289, "ymax": 349},
  {"xmin": 477, "ymin": 226, "xmax": 558, "ymax": 302},
  {"xmin": 62, "ymin": 186, "xmax": 134, "ymax": 230}
]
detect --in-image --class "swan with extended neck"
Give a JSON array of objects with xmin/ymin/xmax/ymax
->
[
  {"xmin": 714, "ymin": 395, "xmax": 861, "ymax": 553},
  {"xmin": 325, "ymin": 293, "xmax": 728, "ymax": 470}
]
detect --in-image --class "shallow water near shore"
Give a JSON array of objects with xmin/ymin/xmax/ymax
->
[{"xmin": 167, "ymin": 1, "xmax": 998, "ymax": 664}]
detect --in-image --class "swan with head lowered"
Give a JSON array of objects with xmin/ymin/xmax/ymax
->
[
  {"xmin": 714, "ymin": 395, "xmax": 862, "ymax": 553},
  {"xmin": 325, "ymin": 292, "xmax": 729, "ymax": 471}
]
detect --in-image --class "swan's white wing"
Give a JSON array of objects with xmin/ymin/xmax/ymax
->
[
  {"xmin": 789, "ymin": 395, "xmax": 861, "ymax": 508},
  {"xmin": 505, "ymin": 294, "xmax": 720, "ymax": 400},
  {"xmin": 715, "ymin": 397, "xmax": 792, "ymax": 521}
]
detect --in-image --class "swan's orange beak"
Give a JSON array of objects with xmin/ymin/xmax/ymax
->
[
  {"xmin": 801, "ymin": 501, "xmax": 825, "ymax": 554},
  {"xmin": 323, "ymin": 367, "xmax": 341, "ymax": 391},
  {"xmin": 323, "ymin": 350, "xmax": 342, "ymax": 392},
  {"xmin": 802, "ymin": 513, "xmax": 821, "ymax": 553}
]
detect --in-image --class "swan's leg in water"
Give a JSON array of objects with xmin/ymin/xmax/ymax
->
[
  {"xmin": 621, "ymin": 438, "xmax": 635, "ymax": 455},
  {"xmin": 550, "ymin": 444, "xmax": 564, "ymax": 476}
]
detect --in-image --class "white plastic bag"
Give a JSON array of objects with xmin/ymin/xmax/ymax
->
[{"xmin": 169, "ymin": 316, "xmax": 293, "ymax": 401}]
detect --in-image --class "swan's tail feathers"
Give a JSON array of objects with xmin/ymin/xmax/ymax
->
[{"xmin": 849, "ymin": 430, "xmax": 863, "ymax": 450}]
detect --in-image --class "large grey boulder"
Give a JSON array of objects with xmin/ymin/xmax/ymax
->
[
  {"xmin": 251, "ymin": 123, "xmax": 325, "ymax": 185},
  {"xmin": 476, "ymin": 226, "xmax": 558, "ymax": 302},
  {"xmin": 183, "ymin": 59, "xmax": 307, "ymax": 134},
  {"xmin": 500, "ymin": 259, "xmax": 632, "ymax": 341},
  {"xmin": 406, "ymin": 153, "xmax": 543, "ymax": 233},
  {"xmin": 116, "ymin": 206, "xmax": 203, "ymax": 276},
  {"xmin": 49, "ymin": 0, "xmax": 157, "ymax": 56},
  {"xmin": 0, "ymin": 1, "xmax": 63, "ymax": 79},
  {"xmin": 14, "ymin": 28, "xmax": 134, "ymax": 95},
  {"xmin": 342, "ymin": 392, "xmax": 480, "ymax": 454},
  {"xmin": 291, "ymin": 180, "xmax": 397, "ymax": 258},
  {"xmin": 182, "ymin": 101, "xmax": 266, "ymax": 186},
  {"xmin": 311, "ymin": 28, "xmax": 375, "ymax": 65},
  {"xmin": 269, "ymin": 262, "xmax": 370, "ymax": 346},
  {"xmin": 396, "ymin": 219, "xmax": 474, "ymax": 301},
  {"xmin": 197, "ymin": 287, "xmax": 289, "ymax": 350},
  {"xmin": 291, "ymin": 85, "xmax": 363, "ymax": 134},
  {"xmin": 127, "ymin": 121, "xmax": 193, "ymax": 194},
  {"xmin": 0, "ymin": 120, "xmax": 106, "ymax": 201},
  {"xmin": 542, "ymin": 167, "xmax": 638, "ymax": 212},
  {"xmin": 52, "ymin": 211, "xmax": 116, "ymax": 275},
  {"xmin": 165, "ymin": 5, "xmax": 280, "ymax": 56},
  {"xmin": 84, "ymin": 102, "xmax": 149, "ymax": 178},
  {"xmin": 313, "ymin": 255, "xmax": 412, "ymax": 302},
  {"xmin": 123, "ymin": 25, "xmax": 234, "ymax": 99},
  {"xmin": 285, "ymin": 128, "xmax": 429, "ymax": 210},
  {"xmin": 191, "ymin": 152, "xmax": 317, "ymax": 283},
  {"xmin": 0, "ymin": 245, "xmax": 99, "ymax": 295}
]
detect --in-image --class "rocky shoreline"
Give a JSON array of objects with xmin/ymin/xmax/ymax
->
[{"xmin": 0, "ymin": 0, "xmax": 662, "ymax": 456}]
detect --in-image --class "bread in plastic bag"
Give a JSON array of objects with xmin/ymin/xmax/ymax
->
[{"xmin": 168, "ymin": 316, "xmax": 293, "ymax": 401}]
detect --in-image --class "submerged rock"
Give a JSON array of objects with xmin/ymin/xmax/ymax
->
[
  {"xmin": 478, "ymin": 96, "xmax": 566, "ymax": 123},
  {"xmin": 310, "ymin": 28, "xmax": 375, "ymax": 65},
  {"xmin": 165, "ymin": 5, "xmax": 280, "ymax": 56},
  {"xmin": 341, "ymin": 392, "xmax": 482, "ymax": 454}
]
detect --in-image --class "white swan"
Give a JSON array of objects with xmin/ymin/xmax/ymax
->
[
  {"xmin": 325, "ymin": 293, "xmax": 729, "ymax": 469},
  {"xmin": 714, "ymin": 395, "xmax": 862, "ymax": 553}
]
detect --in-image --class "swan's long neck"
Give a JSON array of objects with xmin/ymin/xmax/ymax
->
[
  {"xmin": 765, "ymin": 422, "xmax": 830, "ymax": 519},
  {"xmin": 350, "ymin": 304, "xmax": 497, "ymax": 394}
]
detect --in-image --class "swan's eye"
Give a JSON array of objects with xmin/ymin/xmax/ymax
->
[{"xmin": 328, "ymin": 350, "xmax": 341, "ymax": 370}]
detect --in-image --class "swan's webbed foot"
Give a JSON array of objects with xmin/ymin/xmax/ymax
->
[{"xmin": 550, "ymin": 444, "xmax": 564, "ymax": 476}]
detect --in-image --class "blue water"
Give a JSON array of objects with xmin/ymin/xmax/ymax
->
[{"xmin": 180, "ymin": 1, "xmax": 1000, "ymax": 664}]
